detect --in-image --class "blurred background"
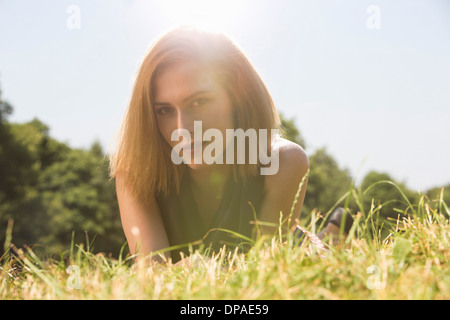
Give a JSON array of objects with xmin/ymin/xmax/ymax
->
[{"xmin": 1, "ymin": 0, "xmax": 449, "ymax": 257}]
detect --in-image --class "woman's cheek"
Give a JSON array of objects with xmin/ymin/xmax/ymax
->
[{"xmin": 157, "ymin": 121, "xmax": 175, "ymax": 148}]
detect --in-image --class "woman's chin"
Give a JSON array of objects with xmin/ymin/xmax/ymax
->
[
  {"xmin": 183, "ymin": 159, "xmax": 223, "ymax": 171},
  {"xmin": 185, "ymin": 162, "xmax": 208, "ymax": 170}
]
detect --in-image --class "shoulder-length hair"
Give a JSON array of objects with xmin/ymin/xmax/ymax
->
[{"xmin": 110, "ymin": 26, "xmax": 280, "ymax": 207}]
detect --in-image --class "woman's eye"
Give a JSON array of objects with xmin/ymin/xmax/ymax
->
[
  {"xmin": 191, "ymin": 98, "xmax": 209, "ymax": 107},
  {"xmin": 156, "ymin": 106, "xmax": 173, "ymax": 116}
]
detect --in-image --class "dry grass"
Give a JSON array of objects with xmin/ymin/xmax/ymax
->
[{"xmin": 1, "ymin": 186, "xmax": 449, "ymax": 300}]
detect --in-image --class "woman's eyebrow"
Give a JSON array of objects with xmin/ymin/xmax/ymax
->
[{"xmin": 153, "ymin": 90, "xmax": 212, "ymax": 107}]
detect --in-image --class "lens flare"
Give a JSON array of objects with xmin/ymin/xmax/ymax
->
[{"xmin": 160, "ymin": 0, "xmax": 250, "ymax": 32}]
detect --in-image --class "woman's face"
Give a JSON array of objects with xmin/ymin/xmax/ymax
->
[{"xmin": 153, "ymin": 62, "xmax": 234, "ymax": 170}]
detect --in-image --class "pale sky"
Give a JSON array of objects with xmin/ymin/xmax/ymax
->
[{"xmin": 1, "ymin": 0, "xmax": 449, "ymax": 191}]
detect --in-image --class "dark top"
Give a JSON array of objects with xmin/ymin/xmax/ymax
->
[{"xmin": 156, "ymin": 172, "xmax": 265, "ymax": 262}]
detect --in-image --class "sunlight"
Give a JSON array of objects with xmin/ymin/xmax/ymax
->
[{"xmin": 158, "ymin": 0, "xmax": 250, "ymax": 32}]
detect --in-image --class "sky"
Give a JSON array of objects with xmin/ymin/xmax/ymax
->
[{"xmin": 0, "ymin": 0, "xmax": 449, "ymax": 191}]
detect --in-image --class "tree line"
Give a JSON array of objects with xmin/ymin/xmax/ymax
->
[{"xmin": 1, "ymin": 86, "xmax": 448, "ymax": 258}]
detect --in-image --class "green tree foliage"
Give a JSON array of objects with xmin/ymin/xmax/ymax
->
[
  {"xmin": 0, "ymin": 90, "xmax": 32, "ymax": 203},
  {"xmin": 278, "ymin": 112, "xmax": 450, "ymax": 231},
  {"xmin": 425, "ymin": 184, "xmax": 450, "ymax": 206},
  {"xmin": 359, "ymin": 171, "xmax": 420, "ymax": 235},
  {"xmin": 279, "ymin": 113, "xmax": 353, "ymax": 217},
  {"xmin": 0, "ymin": 86, "xmax": 13, "ymax": 123},
  {"xmin": 303, "ymin": 148, "xmax": 353, "ymax": 216},
  {"xmin": 0, "ymin": 88, "xmax": 124, "ymax": 257},
  {"xmin": 279, "ymin": 113, "xmax": 306, "ymax": 148},
  {"xmin": 1, "ymin": 119, "xmax": 60, "ymax": 250},
  {"xmin": 38, "ymin": 143, "xmax": 123, "ymax": 256}
]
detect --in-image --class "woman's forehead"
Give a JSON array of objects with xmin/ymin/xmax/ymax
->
[{"xmin": 153, "ymin": 62, "xmax": 216, "ymax": 104}]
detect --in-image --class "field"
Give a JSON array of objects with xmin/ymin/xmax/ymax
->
[{"xmin": 1, "ymin": 186, "xmax": 449, "ymax": 300}]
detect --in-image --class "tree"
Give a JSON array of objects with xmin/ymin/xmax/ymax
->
[
  {"xmin": 279, "ymin": 113, "xmax": 354, "ymax": 219},
  {"xmin": 0, "ymin": 88, "xmax": 12, "ymax": 123},
  {"xmin": 425, "ymin": 184, "xmax": 450, "ymax": 207},
  {"xmin": 359, "ymin": 170, "xmax": 419, "ymax": 236},
  {"xmin": 0, "ymin": 92, "xmax": 124, "ymax": 258},
  {"xmin": 279, "ymin": 113, "xmax": 306, "ymax": 149},
  {"xmin": 39, "ymin": 142, "xmax": 123, "ymax": 256},
  {"xmin": 303, "ymin": 148, "xmax": 353, "ymax": 217}
]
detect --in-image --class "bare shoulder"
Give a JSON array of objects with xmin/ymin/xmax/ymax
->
[
  {"xmin": 259, "ymin": 138, "xmax": 309, "ymax": 229},
  {"xmin": 263, "ymin": 138, "xmax": 309, "ymax": 193},
  {"xmin": 276, "ymin": 138, "xmax": 308, "ymax": 167}
]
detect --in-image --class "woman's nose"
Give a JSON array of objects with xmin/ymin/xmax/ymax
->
[{"xmin": 176, "ymin": 110, "xmax": 195, "ymax": 134}]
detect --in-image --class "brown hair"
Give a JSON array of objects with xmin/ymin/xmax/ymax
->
[{"xmin": 110, "ymin": 26, "xmax": 280, "ymax": 207}]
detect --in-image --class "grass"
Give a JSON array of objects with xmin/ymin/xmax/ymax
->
[{"xmin": 1, "ymin": 183, "xmax": 449, "ymax": 300}]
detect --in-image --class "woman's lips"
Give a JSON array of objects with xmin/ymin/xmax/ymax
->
[{"xmin": 183, "ymin": 141, "xmax": 203, "ymax": 153}]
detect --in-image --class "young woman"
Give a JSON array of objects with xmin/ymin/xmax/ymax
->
[{"xmin": 110, "ymin": 27, "xmax": 347, "ymax": 263}]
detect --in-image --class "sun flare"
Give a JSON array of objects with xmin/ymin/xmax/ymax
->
[{"xmin": 159, "ymin": 0, "xmax": 250, "ymax": 32}]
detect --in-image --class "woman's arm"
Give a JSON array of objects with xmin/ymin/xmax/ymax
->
[
  {"xmin": 258, "ymin": 138, "xmax": 309, "ymax": 235},
  {"xmin": 116, "ymin": 174, "xmax": 171, "ymax": 262}
]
